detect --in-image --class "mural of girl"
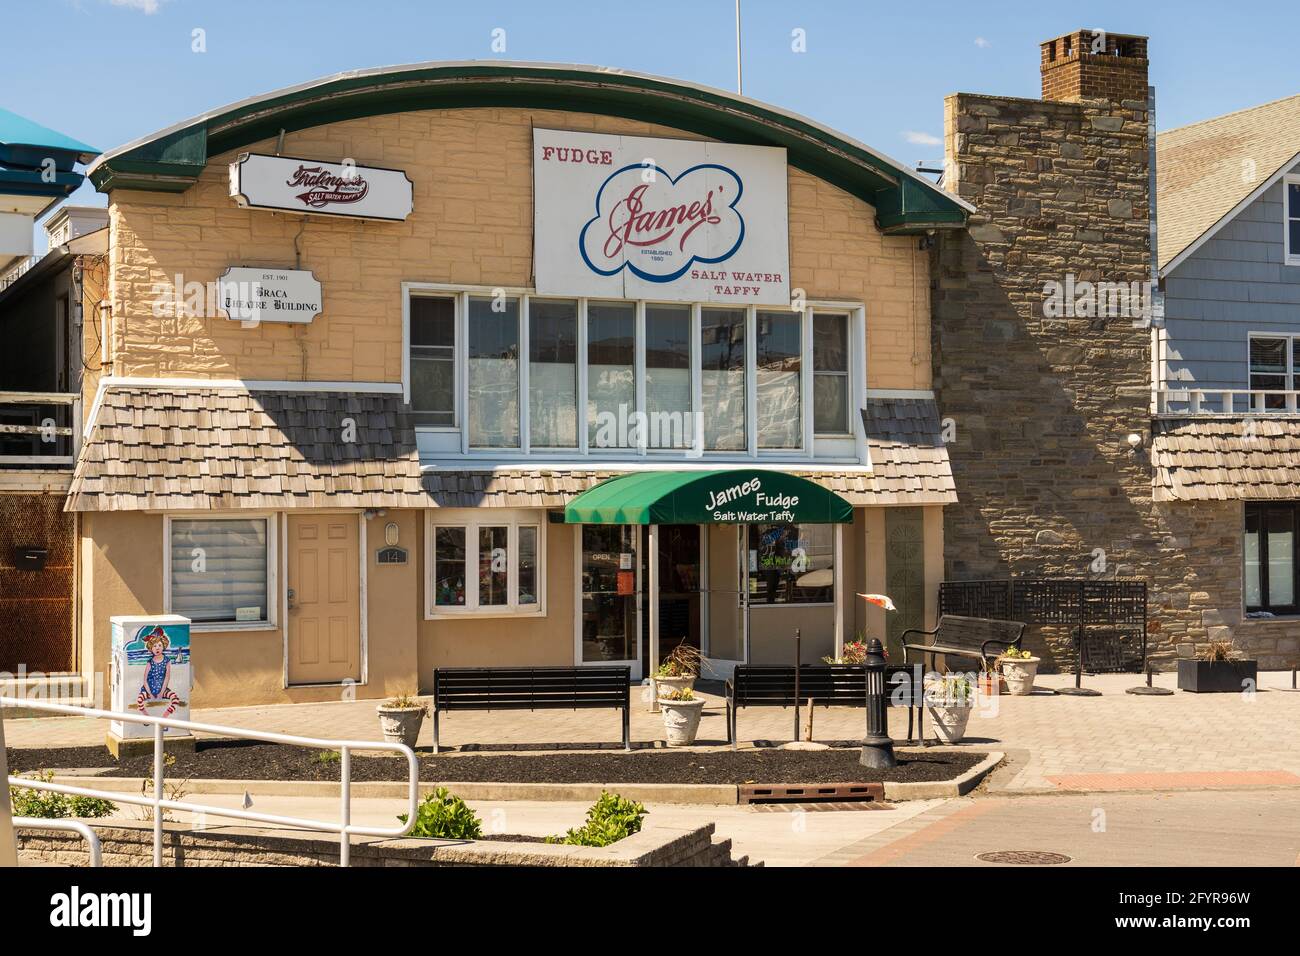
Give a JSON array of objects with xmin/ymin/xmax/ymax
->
[{"xmin": 135, "ymin": 626, "xmax": 182, "ymax": 718}]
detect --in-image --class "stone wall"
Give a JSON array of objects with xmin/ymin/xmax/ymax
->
[
  {"xmin": 16, "ymin": 819, "xmax": 756, "ymax": 867},
  {"xmin": 931, "ymin": 87, "xmax": 1294, "ymax": 669}
]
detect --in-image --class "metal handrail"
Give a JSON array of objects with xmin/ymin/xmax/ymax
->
[
  {"xmin": 14, "ymin": 817, "xmax": 102, "ymax": 867},
  {"xmin": 1, "ymin": 696, "xmax": 419, "ymax": 867}
]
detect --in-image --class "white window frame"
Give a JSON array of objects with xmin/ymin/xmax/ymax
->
[
  {"xmin": 1248, "ymin": 332, "xmax": 1295, "ymax": 390},
  {"xmin": 163, "ymin": 512, "xmax": 279, "ymax": 632},
  {"xmin": 1285, "ymin": 174, "xmax": 1300, "ymax": 266},
  {"xmin": 404, "ymin": 282, "xmax": 866, "ymax": 464},
  {"xmin": 403, "ymin": 290, "xmax": 459, "ymax": 430},
  {"xmin": 424, "ymin": 509, "xmax": 547, "ymax": 619},
  {"xmin": 811, "ymin": 310, "xmax": 854, "ymax": 437}
]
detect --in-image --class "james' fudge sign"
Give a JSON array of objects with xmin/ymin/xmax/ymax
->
[
  {"xmin": 533, "ymin": 129, "xmax": 789, "ymax": 305},
  {"xmin": 230, "ymin": 152, "xmax": 413, "ymax": 221}
]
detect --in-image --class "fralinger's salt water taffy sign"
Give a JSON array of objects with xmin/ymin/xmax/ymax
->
[
  {"xmin": 533, "ymin": 129, "xmax": 790, "ymax": 305},
  {"xmin": 230, "ymin": 152, "xmax": 414, "ymax": 221}
]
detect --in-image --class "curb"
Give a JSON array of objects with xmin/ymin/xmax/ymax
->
[
  {"xmin": 49, "ymin": 752, "xmax": 1002, "ymax": 806},
  {"xmin": 883, "ymin": 749, "xmax": 1004, "ymax": 800}
]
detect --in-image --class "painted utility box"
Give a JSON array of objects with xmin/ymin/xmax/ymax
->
[{"xmin": 109, "ymin": 615, "xmax": 192, "ymax": 742}]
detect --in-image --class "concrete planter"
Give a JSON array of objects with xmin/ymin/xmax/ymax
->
[
  {"xmin": 925, "ymin": 704, "xmax": 973, "ymax": 744},
  {"xmin": 653, "ymin": 675, "xmax": 697, "ymax": 697},
  {"xmin": 376, "ymin": 705, "xmax": 426, "ymax": 749},
  {"xmin": 1000, "ymin": 657, "xmax": 1041, "ymax": 696},
  {"xmin": 658, "ymin": 697, "xmax": 705, "ymax": 746}
]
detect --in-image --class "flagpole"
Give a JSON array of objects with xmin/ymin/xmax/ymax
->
[{"xmin": 735, "ymin": 0, "xmax": 743, "ymax": 95}]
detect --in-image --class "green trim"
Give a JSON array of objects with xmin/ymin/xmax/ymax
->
[
  {"xmin": 89, "ymin": 64, "xmax": 965, "ymax": 231},
  {"xmin": 564, "ymin": 469, "xmax": 854, "ymax": 525}
]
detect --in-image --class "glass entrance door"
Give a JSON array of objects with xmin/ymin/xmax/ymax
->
[
  {"xmin": 640, "ymin": 525, "xmax": 701, "ymax": 675},
  {"xmin": 579, "ymin": 525, "xmax": 641, "ymax": 679}
]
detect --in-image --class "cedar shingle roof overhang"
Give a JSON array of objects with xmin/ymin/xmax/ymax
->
[
  {"xmin": 1152, "ymin": 416, "xmax": 1300, "ymax": 501},
  {"xmin": 66, "ymin": 386, "xmax": 427, "ymax": 512},
  {"xmin": 68, "ymin": 387, "xmax": 956, "ymax": 512},
  {"xmin": 84, "ymin": 61, "xmax": 969, "ymax": 235}
]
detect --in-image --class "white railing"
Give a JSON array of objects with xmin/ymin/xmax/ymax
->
[
  {"xmin": 0, "ymin": 391, "xmax": 82, "ymax": 466},
  {"xmin": 1, "ymin": 697, "xmax": 419, "ymax": 867},
  {"xmin": 1154, "ymin": 387, "xmax": 1300, "ymax": 415},
  {"xmin": 14, "ymin": 817, "xmax": 102, "ymax": 866}
]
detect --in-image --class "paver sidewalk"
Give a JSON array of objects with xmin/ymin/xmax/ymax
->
[{"xmin": 7, "ymin": 673, "xmax": 1300, "ymax": 793}]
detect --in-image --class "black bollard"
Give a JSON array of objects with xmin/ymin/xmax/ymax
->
[{"xmin": 859, "ymin": 638, "xmax": 897, "ymax": 769}]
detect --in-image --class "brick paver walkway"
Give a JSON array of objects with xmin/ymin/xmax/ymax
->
[{"xmin": 6, "ymin": 672, "xmax": 1300, "ymax": 793}]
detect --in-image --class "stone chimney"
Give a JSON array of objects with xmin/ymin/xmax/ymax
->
[{"xmin": 1040, "ymin": 29, "xmax": 1149, "ymax": 104}]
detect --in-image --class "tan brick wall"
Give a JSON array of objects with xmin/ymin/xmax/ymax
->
[{"xmin": 107, "ymin": 107, "xmax": 931, "ymax": 390}]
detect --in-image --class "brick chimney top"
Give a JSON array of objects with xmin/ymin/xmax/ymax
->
[{"xmin": 1040, "ymin": 29, "xmax": 1149, "ymax": 104}]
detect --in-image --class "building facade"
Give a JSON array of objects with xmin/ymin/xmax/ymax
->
[{"xmin": 66, "ymin": 64, "xmax": 965, "ymax": 707}]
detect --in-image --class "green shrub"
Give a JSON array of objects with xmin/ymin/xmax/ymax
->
[
  {"xmin": 9, "ymin": 771, "xmax": 117, "ymax": 819},
  {"xmin": 399, "ymin": 786, "xmax": 482, "ymax": 839},
  {"xmin": 550, "ymin": 791, "xmax": 647, "ymax": 847}
]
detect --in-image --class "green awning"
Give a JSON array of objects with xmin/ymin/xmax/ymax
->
[{"xmin": 564, "ymin": 469, "xmax": 853, "ymax": 525}]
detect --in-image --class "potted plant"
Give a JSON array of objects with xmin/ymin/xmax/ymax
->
[
  {"xmin": 653, "ymin": 642, "xmax": 702, "ymax": 698},
  {"xmin": 658, "ymin": 687, "xmax": 705, "ymax": 746},
  {"xmin": 1177, "ymin": 641, "xmax": 1258, "ymax": 693},
  {"xmin": 377, "ymin": 693, "xmax": 428, "ymax": 748},
  {"xmin": 821, "ymin": 635, "xmax": 872, "ymax": 664},
  {"xmin": 998, "ymin": 646, "xmax": 1041, "ymax": 696},
  {"xmin": 924, "ymin": 674, "xmax": 975, "ymax": 744}
]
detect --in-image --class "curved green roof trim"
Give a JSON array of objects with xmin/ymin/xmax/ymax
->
[{"xmin": 87, "ymin": 61, "xmax": 969, "ymax": 234}]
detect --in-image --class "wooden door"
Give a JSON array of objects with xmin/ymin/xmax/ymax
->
[{"xmin": 287, "ymin": 515, "xmax": 360, "ymax": 685}]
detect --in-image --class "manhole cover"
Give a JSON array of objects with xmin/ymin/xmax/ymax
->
[{"xmin": 975, "ymin": 850, "xmax": 1072, "ymax": 865}]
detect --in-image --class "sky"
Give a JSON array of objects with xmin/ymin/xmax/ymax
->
[{"xmin": 5, "ymin": 0, "xmax": 1299, "ymax": 244}]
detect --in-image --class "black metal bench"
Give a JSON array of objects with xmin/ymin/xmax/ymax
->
[
  {"xmin": 901, "ymin": 614, "xmax": 1026, "ymax": 670},
  {"xmin": 431, "ymin": 665, "xmax": 631, "ymax": 753},
  {"xmin": 724, "ymin": 664, "xmax": 922, "ymax": 749}
]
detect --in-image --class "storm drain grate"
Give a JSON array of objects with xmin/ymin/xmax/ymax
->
[
  {"xmin": 976, "ymin": 850, "xmax": 1072, "ymax": 865},
  {"xmin": 738, "ymin": 782, "xmax": 885, "ymax": 805},
  {"xmin": 748, "ymin": 800, "xmax": 892, "ymax": 813}
]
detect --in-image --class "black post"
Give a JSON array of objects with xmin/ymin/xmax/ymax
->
[
  {"xmin": 860, "ymin": 639, "xmax": 897, "ymax": 768},
  {"xmin": 793, "ymin": 628, "xmax": 802, "ymax": 743}
]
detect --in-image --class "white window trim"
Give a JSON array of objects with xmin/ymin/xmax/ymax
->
[
  {"xmin": 1248, "ymin": 331, "xmax": 1295, "ymax": 391},
  {"xmin": 403, "ymin": 287, "xmax": 459, "ymax": 430},
  {"xmin": 1285, "ymin": 174, "xmax": 1300, "ymax": 266},
  {"xmin": 810, "ymin": 309, "xmax": 856, "ymax": 438},
  {"xmin": 424, "ymin": 509, "xmax": 547, "ymax": 620},
  {"xmin": 403, "ymin": 281, "xmax": 866, "ymax": 464},
  {"xmin": 163, "ymin": 512, "xmax": 279, "ymax": 633}
]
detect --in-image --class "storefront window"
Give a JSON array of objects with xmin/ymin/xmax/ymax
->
[
  {"xmin": 814, "ymin": 312, "xmax": 850, "ymax": 433},
  {"xmin": 529, "ymin": 299, "xmax": 578, "ymax": 447},
  {"xmin": 518, "ymin": 526, "xmax": 538, "ymax": 605},
  {"xmin": 426, "ymin": 514, "xmax": 543, "ymax": 615},
  {"xmin": 581, "ymin": 525, "xmax": 637, "ymax": 660},
  {"xmin": 168, "ymin": 518, "xmax": 271, "ymax": 625},
  {"xmin": 468, "ymin": 295, "xmax": 520, "ymax": 448},
  {"xmin": 1244, "ymin": 503, "xmax": 1296, "ymax": 613},
  {"xmin": 587, "ymin": 301, "xmax": 636, "ymax": 449},
  {"xmin": 433, "ymin": 527, "xmax": 467, "ymax": 607},
  {"xmin": 409, "ymin": 295, "xmax": 455, "ymax": 427},
  {"xmin": 756, "ymin": 310, "xmax": 801, "ymax": 449},
  {"xmin": 645, "ymin": 304, "xmax": 692, "ymax": 450},
  {"xmin": 702, "ymin": 308, "xmax": 747, "ymax": 451},
  {"xmin": 478, "ymin": 525, "xmax": 509, "ymax": 606},
  {"xmin": 746, "ymin": 523, "xmax": 833, "ymax": 604}
]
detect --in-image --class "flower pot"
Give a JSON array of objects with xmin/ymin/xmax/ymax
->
[
  {"xmin": 1177, "ymin": 659, "xmax": 1258, "ymax": 693},
  {"xmin": 1000, "ymin": 657, "xmax": 1041, "ymax": 696},
  {"xmin": 658, "ymin": 697, "xmax": 706, "ymax": 746},
  {"xmin": 376, "ymin": 705, "xmax": 426, "ymax": 748},
  {"xmin": 653, "ymin": 675, "xmax": 697, "ymax": 697},
  {"xmin": 926, "ymin": 704, "xmax": 972, "ymax": 744}
]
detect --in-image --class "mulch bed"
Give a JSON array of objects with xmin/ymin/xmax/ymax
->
[{"xmin": 7, "ymin": 741, "xmax": 984, "ymax": 786}]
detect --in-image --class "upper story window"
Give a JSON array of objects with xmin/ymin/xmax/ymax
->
[
  {"xmin": 405, "ymin": 287, "xmax": 862, "ymax": 460},
  {"xmin": 1286, "ymin": 175, "xmax": 1300, "ymax": 265},
  {"xmin": 1249, "ymin": 334, "xmax": 1294, "ymax": 409}
]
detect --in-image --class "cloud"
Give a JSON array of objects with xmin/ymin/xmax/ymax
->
[
  {"xmin": 903, "ymin": 130, "xmax": 942, "ymax": 147},
  {"xmin": 974, "ymin": 37, "xmax": 991, "ymax": 48},
  {"xmin": 107, "ymin": 0, "xmax": 163, "ymax": 13}
]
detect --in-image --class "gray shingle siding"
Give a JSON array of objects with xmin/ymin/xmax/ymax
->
[{"xmin": 1163, "ymin": 159, "xmax": 1300, "ymax": 392}]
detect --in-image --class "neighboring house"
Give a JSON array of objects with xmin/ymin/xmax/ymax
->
[
  {"xmin": 1151, "ymin": 93, "xmax": 1300, "ymax": 658},
  {"xmin": 0, "ymin": 108, "xmax": 102, "ymax": 697},
  {"xmin": 68, "ymin": 63, "xmax": 967, "ymax": 708}
]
